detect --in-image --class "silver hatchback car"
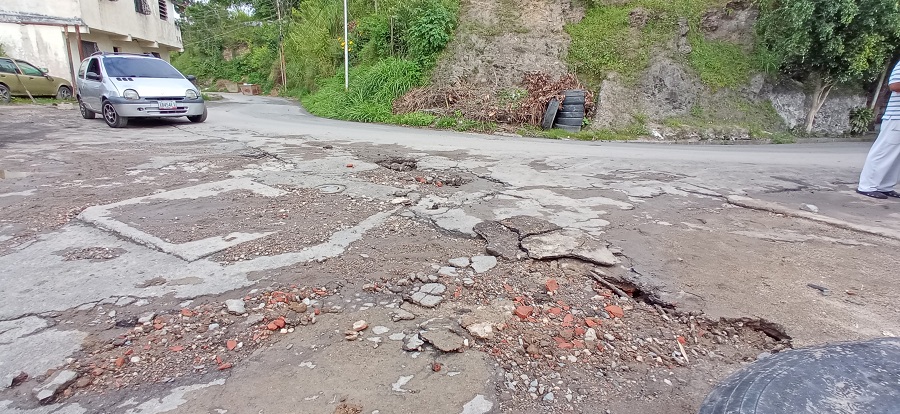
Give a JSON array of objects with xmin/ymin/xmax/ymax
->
[{"xmin": 75, "ymin": 52, "xmax": 206, "ymax": 128}]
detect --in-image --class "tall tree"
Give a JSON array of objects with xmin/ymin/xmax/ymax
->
[{"xmin": 757, "ymin": 0, "xmax": 900, "ymax": 133}]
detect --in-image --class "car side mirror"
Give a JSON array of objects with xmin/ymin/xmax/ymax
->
[
  {"xmin": 86, "ymin": 72, "xmax": 101, "ymax": 81},
  {"xmin": 40, "ymin": 67, "xmax": 48, "ymax": 74}
]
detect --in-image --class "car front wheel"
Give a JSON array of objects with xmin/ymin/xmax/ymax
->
[
  {"xmin": 187, "ymin": 108, "xmax": 207, "ymax": 123},
  {"xmin": 56, "ymin": 86, "xmax": 73, "ymax": 100},
  {"xmin": 0, "ymin": 84, "xmax": 10, "ymax": 104},
  {"xmin": 102, "ymin": 101, "xmax": 128, "ymax": 128}
]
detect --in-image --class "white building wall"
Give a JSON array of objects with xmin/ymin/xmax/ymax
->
[{"xmin": 0, "ymin": 23, "xmax": 73, "ymax": 82}]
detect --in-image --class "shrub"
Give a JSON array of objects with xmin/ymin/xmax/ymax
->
[{"xmin": 849, "ymin": 107, "xmax": 875, "ymax": 135}]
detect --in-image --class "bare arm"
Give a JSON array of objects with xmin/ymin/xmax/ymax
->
[{"xmin": 890, "ymin": 82, "xmax": 900, "ymax": 93}]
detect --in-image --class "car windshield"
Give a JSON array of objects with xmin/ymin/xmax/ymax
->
[{"xmin": 103, "ymin": 57, "xmax": 183, "ymax": 79}]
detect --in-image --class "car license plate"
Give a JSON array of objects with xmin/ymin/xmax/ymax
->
[{"xmin": 158, "ymin": 101, "xmax": 177, "ymax": 109}]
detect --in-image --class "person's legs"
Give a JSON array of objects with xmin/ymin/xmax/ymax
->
[{"xmin": 859, "ymin": 119, "xmax": 900, "ymax": 193}]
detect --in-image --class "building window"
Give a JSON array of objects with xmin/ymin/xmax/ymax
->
[
  {"xmin": 81, "ymin": 41, "xmax": 99, "ymax": 57},
  {"xmin": 159, "ymin": 0, "xmax": 168, "ymax": 20},
  {"xmin": 113, "ymin": 47, "xmax": 121, "ymax": 53},
  {"xmin": 151, "ymin": 52, "xmax": 161, "ymax": 58},
  {"xmin": 134, "ymin": 0, "xmax": 151, "ymax": 15}
]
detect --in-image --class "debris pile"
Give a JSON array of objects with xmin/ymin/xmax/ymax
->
[{"xmin": 55, "ymin": 287, "xmax": 336, "ymax": 402}]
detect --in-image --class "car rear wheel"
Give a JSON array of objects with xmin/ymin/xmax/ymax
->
[
  {"xmin": 187, "ymin": 108, "xmax": 207, "ymax": 123},
  {"xmin": 0, "ymin": 84, "xmax": 10, "ymax": 104},
  {"xmin": 56, "ymin": 86, "xmax": 72, "ymax": 100},
  {"xmin": 102, "ymin": 101, "xmax": 128, "ymax": 128},
  {"xmin": 78, "ymin": 97, "xmax": 95, "ymax": 119}
]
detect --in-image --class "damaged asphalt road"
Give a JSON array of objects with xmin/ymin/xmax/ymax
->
[{"xmin": 1, "ymin": 95, "xmax": 899, "ymax": 414}]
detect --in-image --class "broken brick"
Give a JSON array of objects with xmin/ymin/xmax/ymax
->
[
  {"xmin": 215, "ymin": 355, "xmax": 223, "ymax": 364},
  {"xmin": 180, "ymin": 309, "xmax": 194, "ymax": 317},
  {"xmin": 574, "ymin": 327, "xmax": 586, "ymax": 336},
  {"xmin": 218, "ymin": 362, "xmax": 233, "ymax": 370},
  {"xmin": 432, "ymin": 363, "xmax": 442, "ymax": 372},
  {"xmin": 273, "ymin": 319, "xmax": 286, "ymax": 329},
  {"xmin": 572, "ymin": 340, "xmax": 585, "ymax": 348},
  {"xmin": 169, "ymin": 346, "xmax": 184, "ymax": 352},
  {"xmin": 115, "ymin": 357, "xmax": 126, "ymax": 368},
  {"xmin": 226, "ymin": 340, "xmax": 237, "ymax": 351},
  {"xmin": 546, "ymin": 279, "xmax": 559, "ymax": 293},
  {"xmin": 91, "ymin": 368, "xmax": 105, "ymax": 377},
  {"xmin": 558, "ymin": 342, "xmax": 574, "ymax": 350},
  {"xmin": 677, "ymin": 336, "xmax": 687, "ymax": 345},
  {"xmin": 547, "ymin": 307, "xmax": 562, "ymax": 317},
  {"xmin": 605, "ymin": 305, "xmax": 625, "ymax": 318},
  {"xmin": 267, "ymin": 322, "xmax": 278, "ymax": 331},
  {"xmin": 562, "ymin": 314, "xmax": 575, "ymax": 327},
  {"xmin": 514, "ymin": 306, "xmax": 534, "ymax": 320},
  {"xmin": 153, "ymin": 323, "xmax": 164, "ymax": 330}
]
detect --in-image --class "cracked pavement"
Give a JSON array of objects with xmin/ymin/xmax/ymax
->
[{"xmin": 1, "ymin": 94, "xmax": 899, "ymax": 413}]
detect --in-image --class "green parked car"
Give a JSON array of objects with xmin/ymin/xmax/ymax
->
[{"xmin": 0, "ymin": 57, "xmax": 73, "ymax": 103}]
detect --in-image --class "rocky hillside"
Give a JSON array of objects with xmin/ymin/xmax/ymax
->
[{"xmin": 421, "ymin": 0, "xmax": 866, "ymax": 137}]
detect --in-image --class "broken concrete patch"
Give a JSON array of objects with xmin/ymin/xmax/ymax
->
[
  {"xmin": 461, "ymin": 395, "xmax": 494, "ymax": 414},
  {"xmin": 500, "ymin": 215, "xmax": 561, "ymax": 238},
  {"xmin": 470, "ymin": 256, "xmax": 497, "ymax": 274},
  {"xmin": 521, "ymin": 228, "xmax": 619, "ymax": 266},
  {"xmin": 225, "ymin": 299, "xmax": 246, "ymax": 315},
  {"xmin": 33, "ymin": 370, "xmax": 78, "ymax": 404},
  {"xmin": 421, "ymin": 329, "xmax": 466, "ymax": 352},
  {"xmin": 473, "ymin": 221, "xmax": 524, "ymax": 260},
  {"xmin": 449, "ymin": 257, "xmax": 470, "ymax": 268}
]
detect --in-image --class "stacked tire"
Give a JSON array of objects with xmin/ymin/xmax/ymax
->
[{"xmin": 554, "ymin": 90, "xmax": 586, "ymax": 133}]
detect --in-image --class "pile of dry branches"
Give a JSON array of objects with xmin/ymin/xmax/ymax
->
[{"xmin": 392, "ymin": 72, "xmax": 595, "ymax": 126}]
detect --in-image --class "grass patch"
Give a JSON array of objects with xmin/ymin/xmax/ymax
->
[
  {"xmin": 300, "ymin": 58, "xmax": 424, "ymax": 123},
  {"xmin": 687, "ymin": 37, "xmax": 753, "ymax": 89},
  {"xmin": 8, "ymin": 97, "xmax": 66, "ymax": 105},
  {"xmin": 663, "ymin": 91, "xmax": 786, "ymax": 135},
  {"xmin": 518, "ymin": 125, "xmax": 644, "ymax": 141}
]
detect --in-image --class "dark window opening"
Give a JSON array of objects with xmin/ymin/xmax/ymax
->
[
  {"xmin": 86, "ymin": 59, "xmax": 101, "ymax": 80},
  {"xmin": 134, "ymin": 0, "xmax": 151, "ymax": 15},
  {"xmin": 158, "ymin": 0, "xmax": 168, "ymax": 20},
  {"xmin": 80, "ymin": 41, "xmax": 99, "ymax": 57},
  {"xmin": 151, "ymin": 52, "xmax": 161, "ymax": 58},
  {"xmin": 113, "ymin": 47, "xmax": 121, "ymax": 53}
]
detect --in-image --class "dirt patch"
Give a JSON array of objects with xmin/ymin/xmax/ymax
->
[{"xmin": 106, "ymin": 188, "xmax": 385, "ymax": 262}]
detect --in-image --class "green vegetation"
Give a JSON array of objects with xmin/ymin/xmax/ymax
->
[
  {"xmin": 518, "ymin": 123, "xmax": 645, "ymax": 141},
  {"xmin": 663, "ymin": 93, "xmax": 785, "ymax": 136},
  {"xmin": 566, "ymin": 0, "xmax": 774, "ymax": 89},
  {"xmin": 173, "ymin": 0, "xmax": 459, "ymax": 125},
  {"xmin": 300, "ymin": 58, "xmax": 424, "ymax": 123},
  {"xmin": 757, "ymin": 0, "xmax": 900, "ymax": 132},
  {"xmin": 849, "ymin": 107, "xmax": 875, "ymax": 135}
]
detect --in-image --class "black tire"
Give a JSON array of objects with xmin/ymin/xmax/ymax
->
[
  {"xmin": 553, "ymin": 124, "xmax": 582, "ymax": 133},
  {"xmin": 557, "ymin": 109, "xmax": 585, "ymax": 118},
  {"xmin": 562, "ymin": 97, "xmax": 586, "ymax": 106},
  {"xmin": 554, "ymin": 116, "xmax": 584, "ymax": 127},
  {"xmin": 102, "ymin": 100, "xmax": 128, "ymax": 128},
  {"xmin": 78, "ymin": 97, "xmax": 95, "ymax": 119},
  {"xmin": 541, "ymin": 98, "xmax": 559, "ymax": 130},
  {"xmin": 56, "ymin": 85, "xmax": 73, "ymax": 100},
  {"xmin": 187, "ymin": 108, "xmax": 208, "ymax": 123},
  {"xmin": 0, "ymin": 84, "xmax": 10, "ymax": 104}
]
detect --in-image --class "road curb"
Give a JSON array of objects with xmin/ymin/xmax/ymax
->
[{"xmin": 726, "ymin": 195, "xmax": 900, "ymax": 242}]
